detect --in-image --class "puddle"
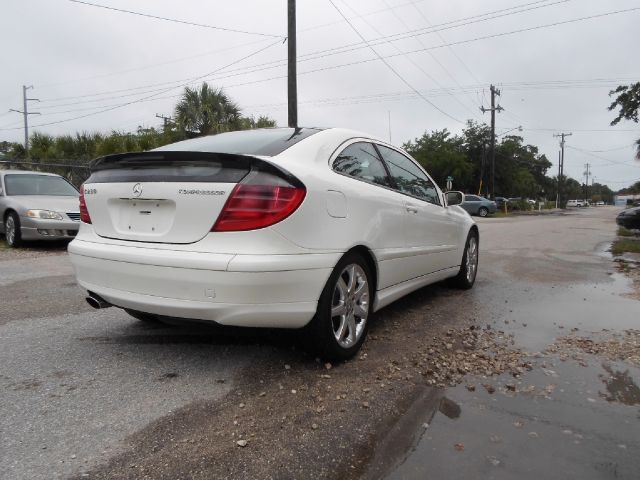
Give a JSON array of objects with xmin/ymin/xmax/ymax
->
[
  {"xmin": 376, "ymin": 271, "xmax": 640, "ymax": 480},
  {"xmin": 382, "ymin": 359, "xmax": 640, "ymax": 480},
  {"xmin": 490, "ymin": 273, "xmax": 639, "ymax": 353}
]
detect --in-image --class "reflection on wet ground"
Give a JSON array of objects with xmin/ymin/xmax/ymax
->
[
  {"xmin": 381, "ymin": 272, "xmax": 640, "ymax": 479},
  {"xmin": 600, "ymin": 364, "xmax": 640, "ymax": 406},
  {"xmin": 386, "ymin": 359, "xmax": 640, "ymax": 480}
]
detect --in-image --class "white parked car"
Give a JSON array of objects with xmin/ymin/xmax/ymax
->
[{"xmin": 69, "ymin": 128, "xmax": 478, "ymax": 359}]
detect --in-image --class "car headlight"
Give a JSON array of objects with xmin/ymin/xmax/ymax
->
[{"xmin": 26, "ymin": 209, "xmax": 64, "ymax": 220}]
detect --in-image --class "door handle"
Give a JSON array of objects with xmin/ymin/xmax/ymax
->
[{"xmin": 405, "ymin": 204, "xmax": 418, "ymax": 213}]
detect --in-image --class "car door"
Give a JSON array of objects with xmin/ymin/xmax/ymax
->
[
  {"xmin": 331, "ymin": 141, "xmax": 409, "ymax": 289},
  {"xmin": 463, "ymin": 195, "xmax": 481, "ymax": 215},
  {"xmin": 376, "ymin": 145, "xmax": 460, "ymax": 277}
]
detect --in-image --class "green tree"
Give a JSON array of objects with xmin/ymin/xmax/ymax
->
[
  {"xmin": 403, "ymin": 129, "xmax": 472, "ymax": 190},
  {"xmin": 608, "ymin": 82, "xmax": 640, "ymax": 159},
  {"xmin": 236, "ymin": 115, "xmax": 278, "ymax": 130},
  {"xmin": 609, "ymin": 82, "xmax": 640, "ymax": 125},
  {"xmin": 174, "ymin": 83, "xmax": 241, "ymax": 136}
]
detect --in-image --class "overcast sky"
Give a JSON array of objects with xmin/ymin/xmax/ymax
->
[{"xmin": 1, "ymin": 0, "xmax": 639, "ymax": 188}]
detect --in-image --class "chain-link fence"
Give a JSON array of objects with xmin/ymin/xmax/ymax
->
[{"xmin": 0, "ymin": 159, "xmax": 91, "ymax": 187}]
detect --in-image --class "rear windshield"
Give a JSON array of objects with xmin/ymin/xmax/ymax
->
[
  {"xmin": 4, "ymin": 174, "xmax": 78, "ymax": 196},
  {"xmin": 153, "ymin": 128, "xmax": 322, "ymax": 157}
]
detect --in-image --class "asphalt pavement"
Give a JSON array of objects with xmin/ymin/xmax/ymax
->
[
  {"xmin": 0, "ymin": 206, "xmax": 638, "ymax": 479},
  {"xmin": 0, "ymin": 252, "xmax": 257, "ymax": 479}
]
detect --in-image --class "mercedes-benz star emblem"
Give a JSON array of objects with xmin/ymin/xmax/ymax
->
[{"xmin": 132, "ymin": 183, "xmax": 142, "ymax": 197}]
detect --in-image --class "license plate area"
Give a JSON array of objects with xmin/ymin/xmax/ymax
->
[{"xmin": 110, "ymin": 198, "xmax": 176, "ymax": 236}]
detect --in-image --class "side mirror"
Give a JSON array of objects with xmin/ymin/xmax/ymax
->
[{"xmin": 446, "ymin": 191, "xmax": 465, "ymax": 206}]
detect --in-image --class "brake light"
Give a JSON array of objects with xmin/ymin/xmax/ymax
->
[
  {"xmin": 212, "ymin": 175, "xmax": 305, "ymax": 232},
  {"xmin": 79, "ymin": 184, "xmax": 92, "ymax": 224}
]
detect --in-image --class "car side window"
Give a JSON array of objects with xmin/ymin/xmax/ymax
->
[
  {"xmin": 333, "ymin": 142, "xmax": 391, "ymax": 187},
  {"xmin": 466, "ymin": 195, "xmax": 480, "ymax": 202},
  {"xmin": 376, "ymin": 145, "xmax": 441, "ymax": 206}
]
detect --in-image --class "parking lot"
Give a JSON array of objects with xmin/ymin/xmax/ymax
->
[{"xmin": 1, "ymin": 206, "xmax": 639, "ymax": 479}]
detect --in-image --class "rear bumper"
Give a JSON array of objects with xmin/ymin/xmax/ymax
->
[{"xmin": 68, "ymin": 239, "xmax": 339, "ymax": 328}]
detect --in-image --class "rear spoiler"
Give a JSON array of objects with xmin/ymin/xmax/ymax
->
[{"xmin": 86, "ymin": 151, "xmax": 303, "ymax": 187}]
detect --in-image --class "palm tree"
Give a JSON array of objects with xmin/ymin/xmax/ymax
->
[{"xmin": 174, "ymin": 83, "xmax": 241, "ymax": 136}]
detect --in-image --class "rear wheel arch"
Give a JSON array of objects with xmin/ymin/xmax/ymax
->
[
  {"xmin": 469, "ymin": 224, "xmax": 479, "ymax": 241},
  {"xmin": 343, "ymin": 245, "xmax": 378, "ymax": 295}
]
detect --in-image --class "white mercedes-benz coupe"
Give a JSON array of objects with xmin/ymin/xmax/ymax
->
[{"xmin": 69, "ymin": 127, "xmax": 478, "ymax": 359}]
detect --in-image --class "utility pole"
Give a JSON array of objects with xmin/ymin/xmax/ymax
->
[
  {"xmin": 9, "ymin": 85, "xmax": 40, "ymax": 158},
  {"xmin": 556, "ymin": 150, "xmax": 561, "ymax": 208},
  {"xmin": 287, "ymin": 0, "xmax": 298, "ymax": 128},
  {"xmin": 480, "ymin": 85, "xmax": 503, "ymax": 200},
  {"xmin": 478, "ymin": 143, "xmax": 487, "ymax": 196},
  {"xmin": 553, "ymin": 132, "xmax": 572, "ymax": 207},
  {"xmin": 584, "ymin": 163, "xmax": 591, "ymax": 203},
  {"xmin": 155, "ymin": 113, "xmax": 173, "ymax": 129}
]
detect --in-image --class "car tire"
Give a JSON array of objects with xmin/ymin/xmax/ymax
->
[
  {"xmin": 478, "ymin": 207, "xmax": 489, "ymax": 217},
  {"xmin": 307, "ymin": 252, "xmax": 373, "ymax": 360},
  {"xmin": 4, "ymin": 212, "xmax": 22, "ymax": 248},
  {"xmin": 451, "ymin": 231, "xmax": 479, "ymax": 290},
  {"xmin": 124, "ymin": 309, "xmax": 162, "ymax": 324}
]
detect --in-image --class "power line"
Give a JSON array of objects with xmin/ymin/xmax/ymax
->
[
  {"xmin": 377, "ymin": 0, "xmax": 482, "ymax": 120},
  {"xmin": 408, "ymin": 0, "xmax": 482, "ymax": 86},
  {"xmin": 327, "ymin": 0, "xmax": 464, "ymax": 124},
  {"xmin": 566, "ymin": 145, "xmax": 640, "ymax": 167},
  {"xmin": 37, "ymin": 0, "xmax": 582, "ymax": 105},
  {"xmin": 340, "ymin": 0, "xmax": 480, "ymax": 120},
  {"xmin": 571, "ymin": 143, "xmax": 637, "ymax": 153},
  {"xmin": 6, "ymin": 6, "xmax": 639, "ymax": 129},
  {"xmin": 38, "ymin": 73, "xmax": 636, "ymax": 113},
  {"xmin": 67, "ymin": 0, "xmax": 283, "ymax": 38},
  {"xmin": 294, "ymin": 0, "xmax": 576, "ymax": 68},
  {"xmin": 36, "ymin": 38, "xmax": 274, "ymax": 90},
  {"xmin": 0, "ymin": 39, "xmax": 283, "ymax": 131},
  {"xmin": 34, "ymin": 0, "xmax": 483, "ymax": 92},
  {"xmin": 297, "ymin": 4, "xmax": 636, "ymax": 74},
  {"xmin": 20, "ymin": 76, "xmax": 640, "ymax": 121}
]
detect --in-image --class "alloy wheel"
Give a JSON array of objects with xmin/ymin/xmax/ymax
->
[
  {"xmin": 6, "ymin": 217, "xmax": 15, "ymax": 245},
  {"xmin": 330, "ymin": 264, "xmax": 369, "ymax": 348},
  {"xmin": 466, "ymin": 237, "xmax": 478, "ymax": 283}
]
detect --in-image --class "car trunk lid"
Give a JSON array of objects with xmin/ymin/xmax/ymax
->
[{"xmin": 83, "ymin": 151, "xmax": 298, "ymax": 244}]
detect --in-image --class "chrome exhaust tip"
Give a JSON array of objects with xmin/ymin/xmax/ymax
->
[{"xmin": 86, "ymin": 292, "xmax": 112, "ymax": 309}]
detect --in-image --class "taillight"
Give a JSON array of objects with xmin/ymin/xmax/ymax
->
[
  {"xmin": 212, "ymin": 172, "xmax": 305, "ymax": 232},
  {"xmin": 79, "ymin": 184, "xmax": 92, "ymax": 224}
]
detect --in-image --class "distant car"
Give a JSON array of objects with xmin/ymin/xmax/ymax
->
[
  {"xmin": 0, "ymin": 170, "xmax": 80, "ymax": 247},
  {"xmin": 495, "ymin": 196, "xmax": 508, "ymax": 208},
  {"xmin": 460, "ymin": 195, "xmax": 497, "ymax": 217},
  {"xmin": 567, "ymin": 199, "xmax": 581, "ymax": 207},
  {"xmin": 616, "ymin": 206, "xmax": 640, "ymax": 229},
  {"xmin": 596, "ymin": 201, "xmax": 605, "ymax": 206}
]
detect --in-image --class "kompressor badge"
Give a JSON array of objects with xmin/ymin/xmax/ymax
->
[{"xmin": 178, "ymin": 189, "xmax": 225, "ymax": 195}]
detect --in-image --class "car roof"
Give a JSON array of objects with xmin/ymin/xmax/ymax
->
[{"xmin": 153, "ymin": 127, "xmax": 390, "ymax": 157}]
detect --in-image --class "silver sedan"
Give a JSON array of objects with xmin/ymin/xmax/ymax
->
[
  {"xmin": 460, "ymin": 194, "xmax": 497, "ymax": 217},
  {"xmin": 0, "ymin": 170, "xmax": 80, "ymax": 247}
]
